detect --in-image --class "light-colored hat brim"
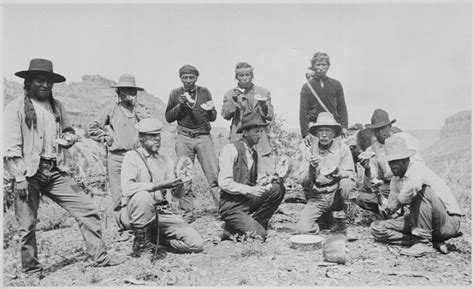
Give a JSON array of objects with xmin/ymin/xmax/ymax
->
[
  {"xmin": 308, "ymin": 123, "xmax": 342, "ymax": 137},
  {"xmin": 110, "ymin": 84, "xmax": 144, "ymax": 91},
  {"xmin": 384, "ymin": 149, "xmax": 416, "ymax": 162}
]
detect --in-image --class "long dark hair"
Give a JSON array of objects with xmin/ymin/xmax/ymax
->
[{"xmin": 23, "ymin": 78, "xmax": 60, "ymax": 130}]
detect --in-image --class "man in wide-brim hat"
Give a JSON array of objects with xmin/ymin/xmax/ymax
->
[
  {"xmin": 4, "ymin": 58, "xmax": 121, "ymax": 276},
  {"xmin": 117, "ymin": 118, "xmax": 204, "ymax": 257},
  {"xmin": 218, "ymin": 111, "xmax": 285, "ymax": 240},
  {"xmin": 88, "ymin": 73, "xmax": 148, "ymax": 237},
  {"xmin": 355, "ymin": 108, "xmax": 424, "ymax": 217},
  {"xmin": 296, "ymin": 112, "xmax": 356, "ymax": 234},
  {"xmin": 371, "ymin": 136, "xmax": 463, "ymax": 257}
]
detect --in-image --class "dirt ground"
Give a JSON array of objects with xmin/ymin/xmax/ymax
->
[{"xmin": 3, "ymin": 192, "xmax": 472, "ymax": 287}]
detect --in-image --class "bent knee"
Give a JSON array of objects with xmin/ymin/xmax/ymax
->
[{"xmin": 370, "ymin": 220, "xmax": 388, "ymax": 241}]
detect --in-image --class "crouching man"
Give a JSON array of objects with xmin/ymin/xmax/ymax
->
[
  {"xmin": 371, "ymin": 136, "xmax": 462, "ymax": 256},
  {"xmin": 118, "ymin": 118, "xmax": 204, "ymax": 256},
  {"xmin": 296, "ymin": 112, "xmax": 356, "ymax": 234},
  {"xmin": 218, "ymin": 112, "xmax": 285, "ymax": 240}
]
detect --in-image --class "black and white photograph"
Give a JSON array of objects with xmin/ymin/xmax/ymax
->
[{"xmin": 1, "ymin": 0, "xmax": 472, "ymax": 287}]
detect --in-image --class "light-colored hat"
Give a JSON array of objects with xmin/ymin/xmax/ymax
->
[
  {"xmin": 110, "ymin": 74, "xmax": 144, "ymax": 91},
  {"xmin": 308, "ymin": 112, "xmax": 342, "ymax": 137},
  {"xmin": 237, "ymin": 112, "xmax": 268, "ymax": 133},
  {"xmin": 383, "ymin": 136, "xmax": 416, "ymax": 162},
  {"xmin": 15, "ymin": 58, "xmax": 66, "ymax": 83},
  {"xmin": 135, "ymin": 118, "xmax": 163, "ymax": 134},
  {"xmin": 366, "ymin": 109, "xmax": 396, "ymax": 129}
]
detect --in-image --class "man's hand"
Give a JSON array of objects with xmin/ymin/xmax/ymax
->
[
  {"xmin": 360, "ymin": 158, "xmax": 371, "ymax": 170},
  {"xmin": 178, "ymin": 94, "xmax": 187, "ymax": 104},
  {"xmin": 341, "ymin": 128, "xmax": 349, "ymax": 138},
  {"xmin": 386, "ymin": 200, "xmax": 401, "ymax": 215},
  {"xmin": 14, "ymin": 180, "xmax": 29, "ymax": 200},
  {"xmin": 152, "ymin": 178, "xmax": 183, "ymax": 191},
  {"xmin": 247, "ymin": 186, "xmax": 267, "ymax": 197},
  {"xmin": 104, "ymin": 134, "xmax": 114, "ymax": 146},
  {"xmin": 231, "ymin": 89, "xmax": 241, "ymax": 102},
  {"xmin": 309, "ymin": 155, "xmax": 322, "ymax": 168},
  {"xmin": 303, "ymin": 134, "xmax": 312, "ymax": 147}
]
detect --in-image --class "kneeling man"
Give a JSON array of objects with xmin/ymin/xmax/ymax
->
[
  {"xmin": 118, "ymin": 118, "xmax": 204, "ymax": 256},
  {"xmin": 297, "ymin": 112, "xmax": 356, "ymax": 234},
  {"xmin": 218, "ymin": 112, "xmax": 285, "ymax": 240},
  {"xmin": 371, "ymin": 136, "xmax": 462, "ymax": 256}
]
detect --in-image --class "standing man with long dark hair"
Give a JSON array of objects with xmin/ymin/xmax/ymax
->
[{"xmin": 3, "ymin": 58, "xmax": 121, "ymax": 277}]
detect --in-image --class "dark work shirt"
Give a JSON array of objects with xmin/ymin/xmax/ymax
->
[
  {"xmin": 165, "ymin": 86, "xmax": 217, "ymax": 132},
  {"xmin": 299, "ymin": 76, "xmax": 348, "ymax": 137}
]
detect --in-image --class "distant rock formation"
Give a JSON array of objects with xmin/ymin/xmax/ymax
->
[
  {"xmin": 3, "ymin": 75, "xmax": 167, "ymax": 128},
  {"xmin": 423, "ymin": 110, "xmax": 471, "ymax": 196}
]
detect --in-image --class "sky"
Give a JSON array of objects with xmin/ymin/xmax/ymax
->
[{"xmin": 1, "ymin": 1, "xmax": 472, "ymax": 131}]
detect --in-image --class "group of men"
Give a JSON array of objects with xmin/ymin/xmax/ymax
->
[{"xmin": 3, "ymin": 54, "xmax": 463, "ymax": 278}]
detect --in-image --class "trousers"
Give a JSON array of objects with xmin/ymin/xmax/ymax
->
[
  {"xmin": 297, "ymin": 178, "xmax": 355, "ymax": 234},
  {"xmin": 118, "ymin": 191, "xmax": 204, "ymax": 253},
  {"xmin": 175, "ymin": 133, "xmax": 220, "ymax": 220},
  {"xmin": 219, "ymin": 183, "xmax": 285, "ymax": 239},
  {"xmin": 371, "ymin": 185, "xmax": 461, "ymax": 245},
  {"xmin": 15, "ymin": 161, "xmax": 110, "ymax": 273}
]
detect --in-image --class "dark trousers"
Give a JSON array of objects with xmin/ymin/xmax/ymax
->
[
  {"xmin": 219, "ymin": 183, "xmax": 285, "ymax": 239},
  {"xmin": 14, "ymin": 161, "xmax": 109, "ymax": 273}
]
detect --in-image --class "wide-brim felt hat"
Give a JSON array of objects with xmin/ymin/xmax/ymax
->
[
  {"xmin": 110, "ymin": 74, "xmax": 144, "ymax": 91},
  {"xmin": 366, "ymin": 109, "xmax": 396, "ymax": 129},
  {"xmin": 383, "ymin": 135, "xmax": 416, "ymax": 162},
  {"xmin": 135, "ymin": 118, "xmax": 163, "ymax": 134},
  {"xmin": 237, "ymin": 112, "xmax": 268, "ymax": 133},
  {"xmin": 15, "ymin": 58, "xmax": 66, "ymax": 83},
  {"xmin": 308, "ymin": 112, "xmax": 342, "ymax": 137}
]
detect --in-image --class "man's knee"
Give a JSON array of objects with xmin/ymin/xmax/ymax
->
[
  {"xmin": 296, "ymin": 218, "xmax": 318, "ymax": 234},
  {"xmin": 370, "ymin": 220, "xmax": 389, "ymax": 241},
  {"xmin": 339, "ymin": 178, "xmax": 356, "ymax": 199},
  {"xmin": 180, "ymin": 229, "xmax": 204, "ymax": 253}
]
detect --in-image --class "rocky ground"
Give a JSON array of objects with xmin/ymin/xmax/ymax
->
[{"xmin": 3, "ymin": 192, "xmax": 471, "ymax": 287}]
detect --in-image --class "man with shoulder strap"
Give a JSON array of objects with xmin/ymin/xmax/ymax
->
[
  {"xmin": 300, "ymin": 52, "xmax": 349, "ymax": 147},
  {"xmin": 118, "ymin": 118, "xmax": 204, "ymax": 257},
  {"xmin": 88, "ymin": 74, "xmax": 145, "ymax": 232}
]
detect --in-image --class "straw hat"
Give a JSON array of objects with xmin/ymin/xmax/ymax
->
[
  {"xmin": 383, "ymin": 136, "xmax": 416, "ymax": 162},
  {"xmin": 308, "ymin": 112, "xmax": 342, "ymax": 137},
  {"xmin": 110, "ymin": 74, "xmax": 144, "ymax": 91}
]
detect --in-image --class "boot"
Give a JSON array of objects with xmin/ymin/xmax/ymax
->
[{"xmin": 131, "ymin": 228, "xmax": 146, "ymax": 258}]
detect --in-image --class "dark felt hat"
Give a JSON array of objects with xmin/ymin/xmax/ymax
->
[
  {"xmin": 15, "ymin": 58, "xmax": 66, "ymax": 83},
  {"xmin": 366, "ymin": 109, "xmax": 396, "ymax": 129},
  {"xmin": 237, "ymin": 112, "xmax": 268, "ymax": 133}
]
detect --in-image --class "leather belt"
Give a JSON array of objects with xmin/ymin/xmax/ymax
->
[{"xmin": 178, "ymin": 129, "xmax": 210, "ymax": 138}]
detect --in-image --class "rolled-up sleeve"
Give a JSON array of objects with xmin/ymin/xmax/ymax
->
[
  {"xmin": 397, "ymin": 176, "xmax": 423, "ymax": 205},
  {"xmin": 218, "ymin": 144, "xmax": 251, "ymax": 195}
]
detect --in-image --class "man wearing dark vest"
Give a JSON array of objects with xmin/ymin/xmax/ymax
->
[{"xmin": 218, "ymin": 112, "xmax": 285, "ymax": 240}]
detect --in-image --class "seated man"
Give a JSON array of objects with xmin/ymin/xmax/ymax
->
[
  {"xmin": 356, "ymin": 109, "xmax": 423, "ymax": 217},
  {"xmin": 118, "ymin": 118, "xmax": 204, "ymax": 257},
  {"xmin": 296, "ymin": 112, "xmax": 356, "ymax": 234},
  {"xmin": 371, "ymin": 136, "xmax": 462, "ymax": 256},
  {"xmin": 218, "ymin": 112, "xmax": 285, "ymax": 240}
]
